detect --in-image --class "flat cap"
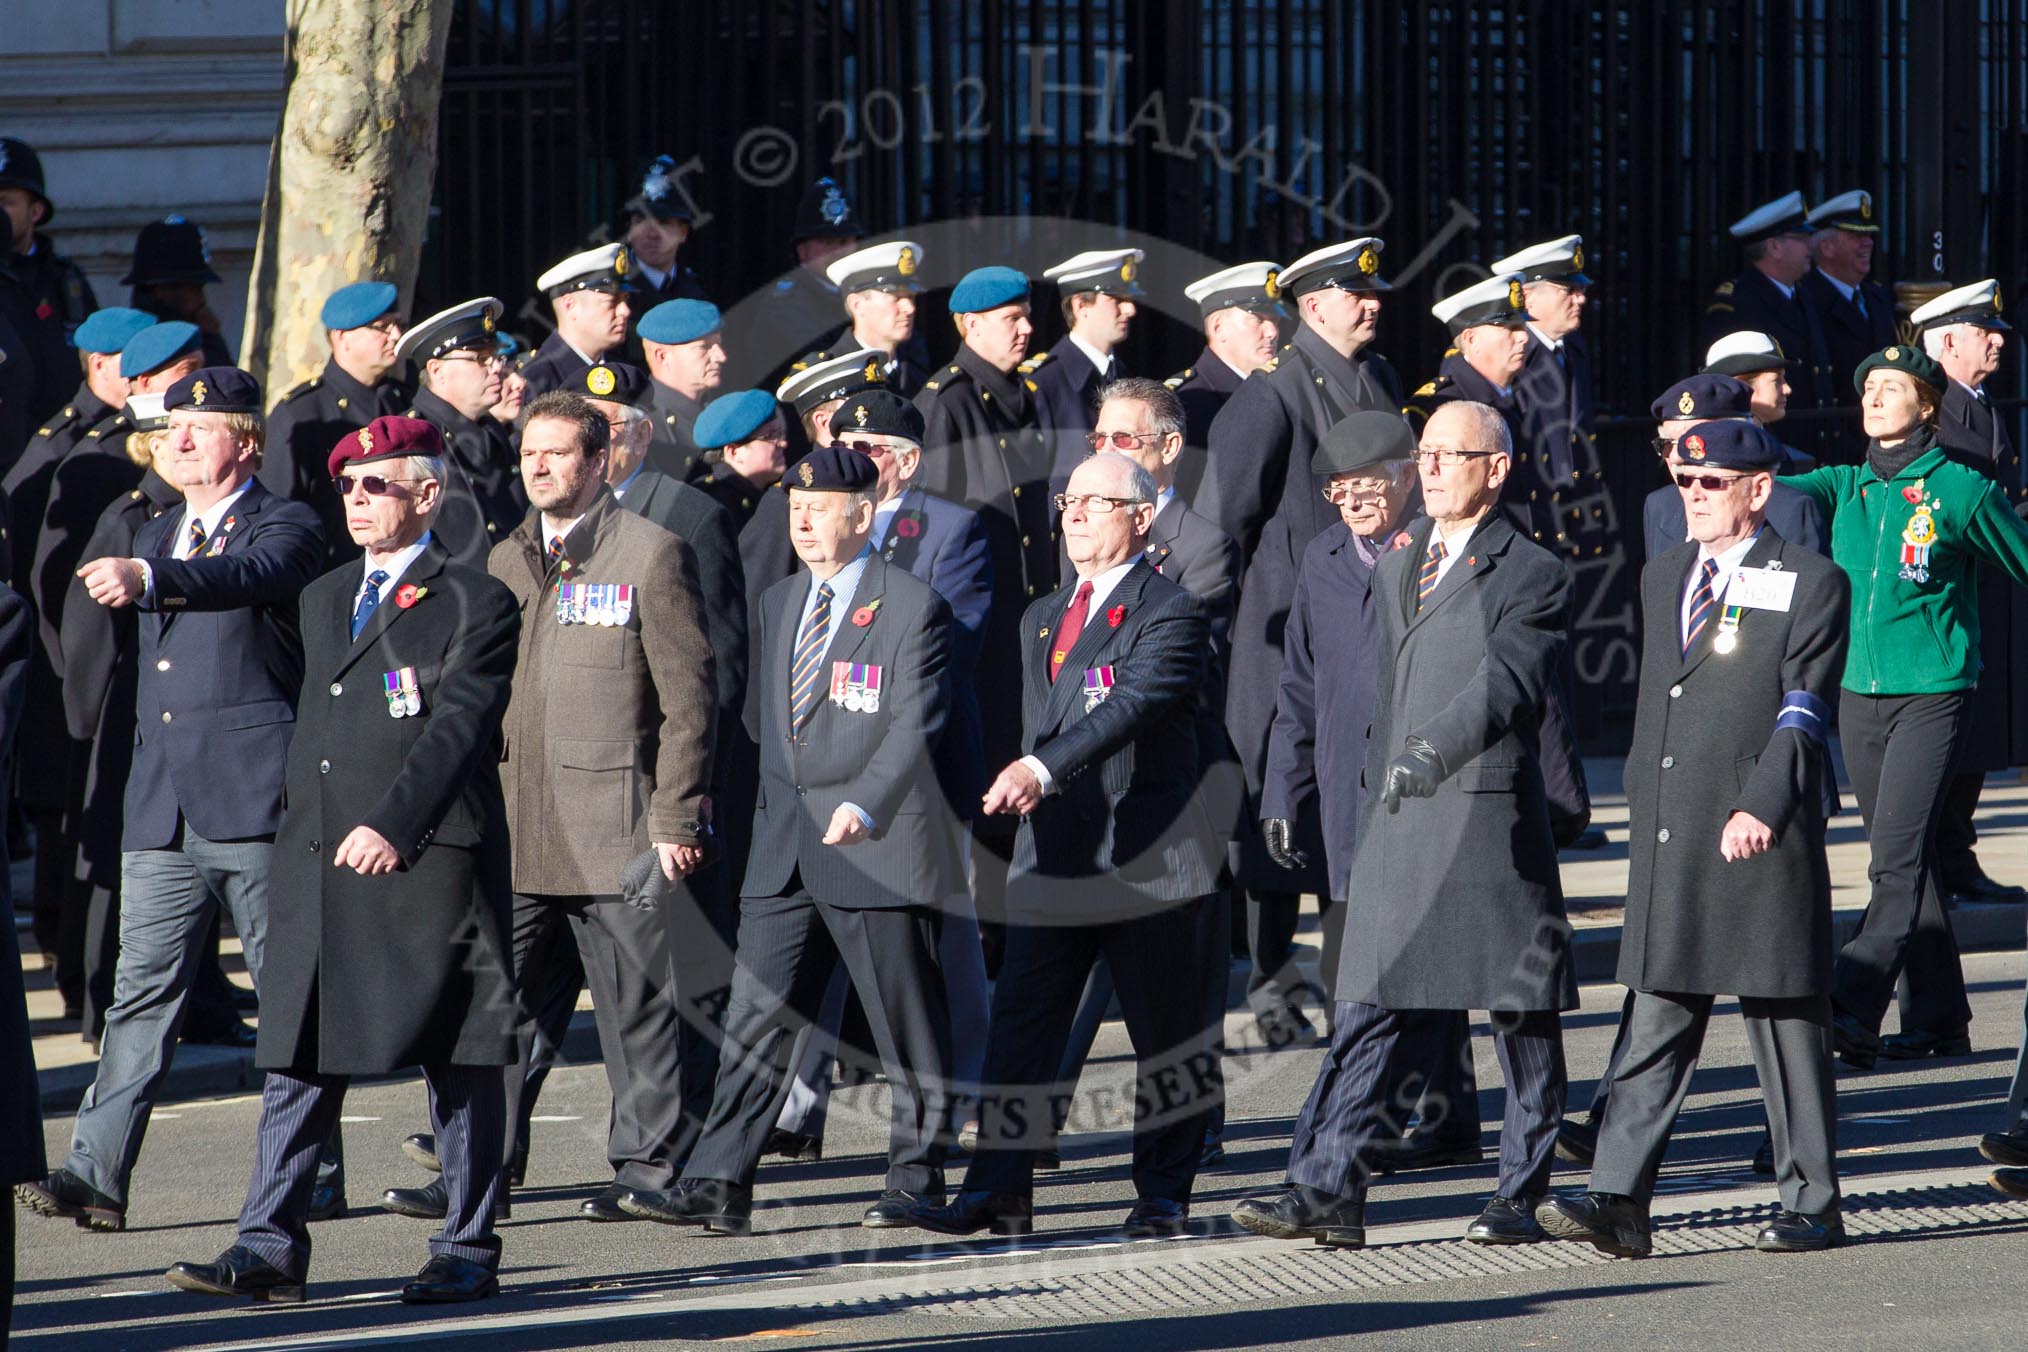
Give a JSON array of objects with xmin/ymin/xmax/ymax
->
[
  {"xmin": 320, "ymin": 281, "xmax": 399, "ymax": 332},
  {"xmin": 74, "ymin": 307, "xmax": 155, "ymax": 356},
  {"xmin": 327, "ymin": 414, "xmax": 445, "ymax": 480},
  {"xmin": 832, "ymin": 388, "xmax": 925, "ymax": 445},
  {"xmin": 1312, "ymin": 410, "xmax": 1417, "ymax": 475},
  {"xmin": 1651, "ymin": 373, "xmax": 1754, "ymax": 423},
  {"xmin": 637, "ymin": 298, "xmax": 722, "ymax": 346},
  {"xmin": 1854, "ymin": 343, "xmax": 1944, "ymax": 395},
  {"xmin": 1676, "ymin": 419, "xmax": 1785, "ymax": 471},
  {"xmin": 693, "ymin": 389, "xmax": 781, "ymax": 450},
  {"xmin": 164, "ymin": 366, "xmax": 262, "ymax": 415},
  {"xmin": 119, "ymin": 321, "xmax": 202, "ymax": 379},
  {"xmin": 786, "ymin": 443, "xmax": 878, "ymax": 493},
  {"xmin": 576, "ymin": 361, "xmax": 653, "ymax": 408},
  {"xmin": 949, "ymin": 266, "xmax": 1030, "ymax": 314}
]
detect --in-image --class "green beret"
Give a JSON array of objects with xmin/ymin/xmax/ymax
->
[{"xmin": 1852, "ymin": 344, "xmax": 1944, "ymax": 396}]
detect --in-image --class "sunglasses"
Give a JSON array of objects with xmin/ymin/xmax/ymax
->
[
  {"xmin": 334, "ymin": 473, "xmax": 417, "ymax": 497},
  {"xmin": 839, "ymin": 438, "xmax": 902, "ymax": 459},
  {"xmin": 1086, "ymin": 431, "xmax": 1158, "ymax": 450},
  {"xmin": 1673, "ymin": 471, "xmax": 1748, "ymax": 492}
]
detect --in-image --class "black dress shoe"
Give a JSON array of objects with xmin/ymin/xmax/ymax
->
[
  {"xmin": 907, "ymin": 1189, "xmax": 1034, "ymax": 1237},
  {"xmin": 864, "ymin": 1187, "xmax": 944, "ymax": 1228},
  {"xmin": 763, "ymin": 1129, "xmax": 823, "ymax": 1162},
  {"xmin": 1230, "ymin": 1187, "xmax": 1364, "ymax": 1248},
  {"xmin": 165, "ymin": 1245, "xmax": 304, "ymax": 1302},
  {"xmin": 1941, "ymin": 860, "xmax": 2027, "ymax": 904},
  {"xmin": 403, "ymin": 1133, "xmax": 443, "ymax": 1172},
  {"xmin": 1831, "ymin": 1012, "xmax": 1880, "ymax": 1070},
  {"xmin": 1034, "ymin": 1147, "xmax": 1062, "ymax": 1171},
  {"xmin": 1752, "ymin": 1134, "xmax": 1776, "ymax": 1177},
  {"xmin": 231, "ymin": 987, "xmax": 260, "ymax": 1012},
  {"xmin": 400, "ymin": 1254, "xmax": 498, "ymax": 1304},
  {"xmin": 382, "ymin": 1178, "xmax": 450, "ymax": 1220},
  {"xmin": 1755, "ymin": 1208, "xmax": 1844, "ymax": 1252},
  {"xmin": 1122, "ymin": 1197, "xmax": 1189, "ymax": 1237},
  {"xmin": 1465, "ymin": 1195, "xmax": 1544, "ymax": 1245},
  {"xmin": 1566, "ymin": 826, "xmax": 1611, "ymax": 851},
  {"xmin": 180, "ymin": 1017, "xmax": 258, "ymax": 1048},
  {"xmin": 1554, "ymin": 1118, "xmax": 1598, "ymax": 1166},
  {"xmin": 580, "ymin": 1183, "xmax": 637, "ymax": 1222},
  {"xmin": 307, "ymin": 1182, "xmax": 348, "ymax": 1222},
  {"xmin": 16, "ymin": 1169, "xmax": 125, "ymax": 1232},
  {"xmin": 618, "ymin": 1179, "xmax": 753, "ymax": 1234},
  {"xmin": 1199, "ymin": 1134, "xmax": 1227, "ymax": 1169},
  {"xmin": 1371, "ymin": 1130, "xmax": 1484, "ymax": 1175},
  {"xmin": 1979, "ymin": 1129, "xmax": 2028, "ymax": 1168},
  {"xmin": 1878, "ymin": 1027, "xmax": 1972, "ymax": 1060},
  {"xmin": 1989, "ymin": 1167, "xmax": 2028, "ymax": 1199},
  {"xmin": 1535, "ymin": 1192, "xmax": 1651, "ymax": 1258}
]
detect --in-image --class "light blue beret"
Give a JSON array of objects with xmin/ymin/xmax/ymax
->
[
  {"xmin": 73, "ymin": 307, "xmax": 155, "ymax": 355},
  {"xmin": 948, "ymin": 266, "xmax": 1030, "ymax": 314},
  {"xmin": 320, "ymin": 281, "xmax": 399, "ymax": 331},
  {"xmin": 693, "ymin": 389, "xmax": 781, "ymax": 450},
  {"xmin": 638, "ymin": 298, "xmax": 722, "ymax": 345},
  {"xmin": 119, "ymin": 321, "xmax": 202, "ymax": 379}
]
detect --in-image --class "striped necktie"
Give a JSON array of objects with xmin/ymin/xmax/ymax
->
[
  {"xmin": 790, "ymin": 582, "xmax": 833, "ymax": 729},
  {"xmin": 1416, "ymin": 539, "xmax": 1445, "ymax": 610},
  {"xmin": 184, "ymin": 518, "xmax": 208, "ymax": 559},
  {"xmin": 352, "ymin": 569, "xmax": 389, "ymax": 640},
  {"xmin": 1683, "ymin": 558, "xmax": 1719, "ymax": 654}
]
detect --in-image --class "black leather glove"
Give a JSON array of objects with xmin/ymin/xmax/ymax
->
[
  {"xmin": 1263, "ymin": 818, "xmax": 1309, "ymax": 871},
  {"xmin": 1379, "ymin": 736, "xmax": 1446, "ymax": 813}
]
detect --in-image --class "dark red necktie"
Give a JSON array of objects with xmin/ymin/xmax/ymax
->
[{"xmin": 1049, "ymin": 581, "xmax": 1094, "ymax": 683}]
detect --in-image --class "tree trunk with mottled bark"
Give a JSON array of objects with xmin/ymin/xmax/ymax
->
[{"xmin": 243, "ymin": 0, "xmax": 454, "ymax": 394}]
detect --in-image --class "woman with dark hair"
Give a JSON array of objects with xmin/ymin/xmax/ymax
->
[{"xmin": 1785, "ymin": 345, "xmax": 2028, "ymax": 1070}]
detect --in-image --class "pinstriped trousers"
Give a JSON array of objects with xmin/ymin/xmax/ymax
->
[
  {"xmin": 1287, "ymin": 999, "xmax": 1565, "ymax": 1204},
  {"xmin": 237, "ymin": 1065, "xmax": 503, "ymax": 1277}
]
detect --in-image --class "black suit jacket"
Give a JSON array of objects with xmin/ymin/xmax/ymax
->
[
  {"xmin": 743, "ymin": 554, "xmax": 961, "ymax": 908},
  {"xmin": 1009, "ymin": 559, "xmax": 1218, "ymax": 919},
  {"xmin": 257, "ymin": 542, "xmax": 518, "ymax": 1075},
  {"xmin": 125, "ymin": 477, "xmax": 324, "ymax": 850}
]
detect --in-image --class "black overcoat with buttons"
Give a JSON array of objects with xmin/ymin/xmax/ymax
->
[
  {"xmin": 1618, "ymin": 530, "xmax": 1848, "ymax": 998},
  {"xmin": 259, "ymin": 358, "xmax": 412, "ymax": 566},
  {"xmin": 406, "ymin": 385, "xmax": 526, "ymax": 568},
  {"xmin": 255, "ymin": 540, "xmax": 520, "ymax": 1075}
]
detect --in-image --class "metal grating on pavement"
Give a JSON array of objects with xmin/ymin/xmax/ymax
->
[{"xmin": 800, "ymin": 1186, "xmax": 2028, "ymax": 1321}]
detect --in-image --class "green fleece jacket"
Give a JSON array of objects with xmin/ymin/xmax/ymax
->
[{"xmin": 1787, "ymin": 435, "xmax": 2028, "ymax": 695}]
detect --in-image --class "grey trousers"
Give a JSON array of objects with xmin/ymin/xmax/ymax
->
[
  {"xmin": 65, "ymin": 831, "xmax": 271, "ymax": 1205},
  {"xmin": 239, "ymin": 1064, "xmax": 503, "ymax": 1277},
  {"xmin": 1591, "ymin": 989, "xmax": 1840, "ymax": 1216}
]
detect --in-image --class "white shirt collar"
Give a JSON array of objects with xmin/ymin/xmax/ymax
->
[
  {"xmin": 1067, "ymin": 332, "xmax": 1114, "ymax": 379},
  {"xmin": 1526, "ymin": 322, "xmax": 1563, "ymax": 352},
  {"xmin": 360, "ymin": 532, "xmax": 433, "ymax": 599},
  {"xmin": 611, "ymin": 465, "xmax": 646, "ymax": 499},
  {"xmin": 1428, "ymin": 516, "xmax": 1480, "ymax": 589},
  {"xmin": 635, "ymin": 260, "xmax": 669, "ymax": 289},
  {"xmin": 1066, "ymin": 556, "xmax": 1140, "ymax": 614},
  {"xmin": 1767, "ymin": 276, "xmax": 1795, "ymax": 301},
  {"xmin": 1817, "ymin": 271, "xmax": 1858, "ymax": 303},
  {"xmin": 1153, "ymin": 486, "xmax": 1177, "ymax": 520},
  {"xmin": 562, "ymin": 336, "xmax": 600, "ymax": 366},
  {"xmin": 177, "ymin": 480, "xmax": 255, "ymax": 551},
  {"xmin": 543, "ymin": 514, "xmax": 586, "ymax": 552}
]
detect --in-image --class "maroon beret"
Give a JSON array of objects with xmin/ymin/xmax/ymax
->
[{"xmin": 327, "ymin": 415, "xmax": 445, "ymax": 480}]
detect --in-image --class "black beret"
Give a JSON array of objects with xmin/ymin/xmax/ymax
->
[
  {"xmin": 785, "ymin": 444, "xmax": 879, "ymax": 493},
  {"xmin": 1651, "ymin": 374, "xmax": 1752, "ymax": 423},
  {"xmin": 579, "ymin": 361, "xmax": 653, "ymax": 408},
  {"xmin": 163, "ymin": 366, "xmax": 262, "ymax": 415},
  {"xmin": 831, "ymin": 389, "xmax": 925, "ymax": 444},
  {"xmin": 1676, "ymin": 420, "xmax": 1785, "ymax": 472}
]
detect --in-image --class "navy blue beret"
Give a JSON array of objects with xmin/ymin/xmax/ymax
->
[
  {"xmin": 73, "ymin": 307, "xmax": 155, "ymax": 355},
  {"xmin": 638, "ymin": 298, "xmax": 722, "ymax": 345},
  {"xmin": 693, "ymin": 389, "xmax": 781, "ymax": 450},
  {"xmin": 119, "ymin": 321, "xmax": 202, "ymax": 378},
  {"xmin": 320, "ymin": 281, "xmax": 399, "ymax": 332},
  {"xmin": 163, "ymin": 366, "xmax": 262, "ymax": 415},
  {"xmin": 578, "ymin": 361, "xmax": 652, "ymax": 407},
  {"xmin": 1676, "ymin": 419, "xmax": 1784, "ymax": 471},
  {"xmin": 1651, "ymin": 373, "xmax": 1752, "ymax": 423},
  {"xmin": 831, "ymin": 389, "xmax": 925, "ymax": 444},
  {"xmin": 787, "ymin": 444, "xmax": 879, "ymax": 493},
  {"xmin": 949, "ymin": 266, "xmax": 1030, "ymax": 314}
]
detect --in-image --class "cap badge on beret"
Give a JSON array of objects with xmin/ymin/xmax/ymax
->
[
  {"xmin": 898, "ymin": 246, "xmax": 917, "ymax": 276},
  {"xmin": 1263, "ymin": 268, "xmax": 1281, "ymax": 300},
  {"xmin": 191, "ymin": 380, "xmax": 207, "ymax": 407},
  {"xmin": 1884, "ymin": 346, "xmax": 1900, "ymax": 360},
  {"xmin": 1571, "ymin": 244, "xmax": 1585, "ymax": 271},
  {"xmin": 1677, "ymin": 390, "xmax": 1695, "ymax": 415},
  {"xmin": 1358, "ymin": 247, "xmax": 1380, "ymax": 275},
  {"xmin": 587, "ymin": 366, "xmax": 617, "ymax": 397},
  {"xmin": 798, "ymin": 461, "xmax": 815, "ymax": 488},
  {"xmin": 1120, "ymin": 258, "xmax": 1137, "ymax": 283},
  {"xmin": 853, "ymin": 403, "xmax": 870, "ymax": 427},
  {"xmin": 1507, "ymin": 280, "xmax": 1523, "ymax": 309},
  {"xmin": 358, "ymin": 427, "xmax": 374, "ymax": 453},
  {"xmin": 1683, "ymin": 434, "xmax": 1706, "ymax": 460}
]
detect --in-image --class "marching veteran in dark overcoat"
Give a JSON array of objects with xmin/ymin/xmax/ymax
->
[
  {"xmin": 1539, "ymin": 419, "xmax": 1849, "ymax": 1260},
  {"xmin": 166, "ymin": 414, "xmax": 520, "ymax": 1307}
]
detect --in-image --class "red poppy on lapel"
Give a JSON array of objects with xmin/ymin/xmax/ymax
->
[
  {"xmin": 1388, "ymin": 531, "xmax": 1413, "ymax": 550},
  {"xmin": 896, "ymin": 516, "xmax": 921, "ymax": 538},
  {"xmin": 851, "ymin": 597, "xmax": 883, "ymax": 627},
  {"xmin": 1901, "ymin": 485, "xmax": 1923, "ymax": 504},
  {"xmin": 394, "ymin": 583, "xmax": 427, "ymax": 609},
  {"xmin": 1107, "ymin": 605, "xmax": 1125, "ymax": 628}
]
